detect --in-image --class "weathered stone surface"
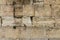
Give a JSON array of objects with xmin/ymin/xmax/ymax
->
[
  {"xmin": 23, "ymin": 0, "xmax": 30, "ymax": 5},
  {"xmin": 52, "ymin": 5, "xmax": 60, "ymax": 19},
  {"xmin": 2, "ymin": 16, "xmax": 14, "ymax": 26},
  {"xmin": 0, "ymin": 5, "xmax": 13, "ymax": 16},
  {"xmin": 44, "ymin": 0, "xmax": 56, "ymax": 4},
  {"xmin": 35, "ymin": 5, "xmax": 51, "ymax": 17},
  {"xmin": 22, "ymin": 16, "xmax": 32, "ymax": 27},
  {"xmin": 15, "ymin": 5, "xmax": 23, "ymax": 17},
  {"xmin": 33, "ymin": 0, "xmax": 44, "ymax": 4},
  {"xmin": 47, "ymin": 29, "xmax": 60, "ymax": 38},
  {"xmin": 20, "ymin": 27, "xmax": 46, "ymax": 38},
  {"xmin": 23, "ymin": 5, "xmax": 34, "ymax": 16},
  {"xmin": 14, "ymin": 18, "xmax": 23, "ymax": 27},
  {"xmin": 0, "ymin": 27, "xmax": 20, "ymax": 39},
  {"xmin": 33, "ymin": 17, "xmax": 55, "ymax": 27},
  {"xmin": 49, "ymin": 38, "xmax": 60, "ymax": 40},
  {"xmin": 0, "ymin": 0, "xmax": 14, "ymax": 4}
]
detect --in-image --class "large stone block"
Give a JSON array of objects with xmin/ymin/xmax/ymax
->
[
  {"xmin": 47, "ymin": 28, "xmax": 60, "ymax": 38},
  {"xmin": 20, "ymin": 27, "xmax": 46, "ymax": 38},
  {"xmin": 23, "ymin": 0, "xmax": 30, "ymax": 5},
  {"xmin": 0, "ymin": 27, "xmax": 20, "ymax": 39},
  {"xmin": 35, "ymin": 5, "xmax": 51, "ymax": 17},
  {"xmin": 0, "ymin": 0, "xmax": 14, "ymax": 4},
  {"xmin": 0, "ymin": 5, "xmax": 13, "ymax": 16},
  {"xmin": 15, "ymin": 5, "xmax": 23, "ymax": 17},
  {"xmin": 30, "ymin": 28, "xmax": 46, "ymax": 38},
  {"xmin": 52, "ymin": 5, "xmax": 60, "ymax": 19},
  {"xmin": 14, "ymin": 0, "xmax": 23, "ymax": 5},
  {"xmin": 14, "ymin": 18, "xmax": 23, "ymax": 27},
  {"xmin": 2, "ymin": 16, "xmax": 14, "ymax": 26},
  {"xmin": 22, "ymin": 16, "xmax": 32, "ymax": 27},
  {"xmin": 33, "ymin": 17, "xmax": 55, "ymax": 27},
  {"xmin": 44, "ymin": 0, "xmax": 56, "ymax": 4},
  {"xmin": 49, "ymin": 38, "xmax": 60, "ymax": 40},
  {"xmin": 33, "ymin": 0, "xmax": 44, "ymax": 4},
  {"xmin": 23, "ymin": 5, "xmax": 34, "ymax": 16}
]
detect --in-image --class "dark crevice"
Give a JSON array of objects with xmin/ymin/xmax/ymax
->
[
  {"xmin": 13, "ymin": 26, "xmax": 16, "ymax": 29},
  {"xmin": 30, "ymin": 16, "xmax": 33, "ymax": 22},
  {"xmin": 13, "ymin": 1, "xmax": 16, "ymax": 18}
]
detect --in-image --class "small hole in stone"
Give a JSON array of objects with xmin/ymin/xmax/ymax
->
[
  {"xmin": 50, "ymin": 4, "xmax": 52, "ymax": 6},
  {"xmin": 13, "ymin": 26, "xmax": 16, "ymax": 29},
  {"xmin": 30, "ymin": 17, "xmax": 33, "ymax": 21}
]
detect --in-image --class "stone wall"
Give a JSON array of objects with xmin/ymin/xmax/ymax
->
[{"xmin": 0, "ymin": 0, "xmax": 60, "ymax": 40}]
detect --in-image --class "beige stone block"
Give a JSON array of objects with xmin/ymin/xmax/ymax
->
[
  {"xmin": 56, "ymin": 0, "xmax": 60, "ymax": 4},
  {"xmin": 33, "ymin": 17, "xmax": 55, "ymax": 27},
  {"xmin": 44, "ymin": 0, "xmax": 56, "ymax": 4},
  {"xmin": 15, "ymin": 5, "xmax": 23, "ymax": 17},
  {"xmin": 22, "ymin": 16, "xmax": 32, "ymax": 27},
  {"xmin": 30, "ymin": 28, "xmax": 46, "ymax": 38},
  {"xmin": 4, "ymin": 5, "xmax": 13, "ymax": 12},
  {"xmin": 0, "ymin": 5, "xmax": 13, "ymax": 16},
  {"xmin": 14, "ymin": 0, "xmax": 23, "ymax": 5},
  {"xmin": 47, "ymin": 28, "xmax": 60, "ymax": 38},
  {"xmin": 2, "ymin": 16, "xmax": 14, "ymax": 26},
  {"xmin": 55, "ymin": 19, "xmax": 60, "ymax": 28},
  {"xmin": 23, "ymin": 5, "xmax": 34, "ymax": 16},
  {"xmin": 20, "ymin": 27, "xmax": 46, "ymax": 38},
  {"xmin": 20, "ymin": 27, "xmax": 31, "ymax": 38},
  {"xmin": 33, "ymin": 0, "xmax": 44, "ymax": 4},
  {"xmin": 0, "ymin": 0, "xmax": 14, "ymax": 4},
  {"xmin": 23, "ymin": 0, "xmax": 30, "ymax": 5},
  {"xmin": 52, "ymin": 5, "xmax": 60, "ymax": 19},
  {"xmin": 35, "ymin": 5, "xmax": 51, "ymax": 17},
  {"xmin": 14, "ymin": 18, "xmax": 23, "ymax": 26},
  {"xmin": 0, "ymin": 27, "xmax": 20, "ymax": 38},
  {"xmin": 0, "ymin": 0, "xmax": 7, "ymax": 4},
  {"xmin": 6, "ymin": 0, "xmax": 14, "ymax": 5},
  {"xmin": 1, "ymin": 12, "xmax": 13, "ymax": 17}
]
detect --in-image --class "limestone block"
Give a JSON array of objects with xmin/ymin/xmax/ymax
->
[
  {"xmin": 0, "ymin": 0, "xmax": 7, "ymax": 4},
  {"xmin": 30, "ymin": 28, "xmax": 46, "ymax": 38},
  {"xmin": 0, "ymin": 5, "xmax": 13, "ymax": 16},
  {"xmin": 47, "ymin": 28, "xmax": 60, "ymax": 38},
  {"xmin": 15, "ymin": 5, "xmax": 23, "ymax": 17},
  {"xmin": 55, "ymin": 19, "xmax": 60, "ymax": 28},
  {"xmin": 44, "ymin": 0, "xmax": 56, "ymax": 4},
  {"xmin": 0, "ymin": 38, "xmax": 19, "ymax": 40},
  {"xmin": 6, "ymin": 0, "xmax": 14, "ymax": 5},
  {"xmin": 33, "ymin": 0, "xmax": 44, "ymax": 3},
  {"xmin": 56, "ymin": 0, "xmax": 60, "ymax": 4},
  {"xmin": 14, "ymin": 0, "xmax": 23, "ymax": 5},
  {"xmin": 20, "ymin": 27, "xmax": 46, "ymax": 38},
  {"xmin": 2, "ymin": 16, "xmax": 14, "ymax": 26},
  {"xmin": 23, "ymin": 5, "xmax": 34, "ymax": 16},
  {"xmin": 23, "ymin": 0, "xmax": 30, "ymax": 5},
  {"xmin": 33, "ymin": 17, "xmax": 55, "ymax": 27},
  {"xmin": 22, "ymin": 16, "xmax": 32, "ymax": 27},
  {"xmin": 44, "ymin": 0, "xmax": 60, "ymax": 5},
  {"xmin": 52, "ymin": 5, "xmax": 60, "ymax": 19},
  {"xmin": 35, "ymin": 5, "xmax": 51, "ymax": 17},
  {"xmin": 49, "ymin": 38, "xmax": 60, "ymax": 40},
  {"xmin": 14, "ymin": 18, "xmax": 23, "ymax": 26},
  {"xmin": 0, "ymin": 27, "xmax": 20, "ymax": 39},
  {"xmin": 20, "ymin": 38, "xmax": 48, "ymax": 40},
  {"xmin": 30, "ymin": 38, "xmax": 48, "ymax": 40},
  {"xmin": 0, "ymin": 5, "xmax": 13, "ymax": 12},
  {"xmin": 20, "ymin": 27, "xmax": 31, "ymax": 38},
  {"xmin": 0, "ymin": 0, "xmax": 14, "ymax": 4}
]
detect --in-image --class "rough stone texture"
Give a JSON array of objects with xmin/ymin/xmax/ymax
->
[{"xmin": 0, "ymin": 0, "xmax": 60, "ymax": 40}]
